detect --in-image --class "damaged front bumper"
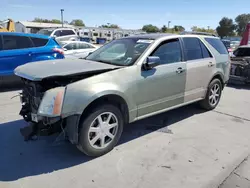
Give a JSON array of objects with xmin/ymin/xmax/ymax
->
[{"xmin": 230, "ymin": 58, "xmax": 250, "ymax": 83}]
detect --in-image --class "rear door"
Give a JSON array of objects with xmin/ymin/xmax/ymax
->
[
  {"xmin": 182, "ymin": 37, "xmax": 215, "ymax": 102},
  {"xmin": 0, "ymin": 35, "xmax": 33, "ymax": 75}
]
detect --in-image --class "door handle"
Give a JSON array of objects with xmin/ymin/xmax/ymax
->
[
  {"xmin": 176, "ymin": 67, "xmax": 184, "ymax": 74},
  {"xmin": 208, "ymin": 62, "xmax": 214, "ymax": 67}
]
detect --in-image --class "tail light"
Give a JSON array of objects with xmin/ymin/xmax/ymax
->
[{"xmin": 53, "ymin": 47, "xmax": 64, "ymax": 55}]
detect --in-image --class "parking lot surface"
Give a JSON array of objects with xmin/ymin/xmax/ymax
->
[{"xmin": 1, "ymin": 84, "xmax": 250, "ymax": 188}]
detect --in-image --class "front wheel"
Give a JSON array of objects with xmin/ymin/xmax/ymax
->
[
  {"xmin": 199, "ymin": 79, "xmax": 222, "ymax": 110},
  {"xmin": 76, "ymin": 104, "xmax": 124, "ymax": 157}
]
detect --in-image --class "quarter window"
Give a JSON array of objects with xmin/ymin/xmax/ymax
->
[
  {"xmin": 205, "ymin": 38, "xmax": 228, "ymax": 54},
  {"xmin": 183, "ymin": 37, "xmax": 203, "ymax": 61},
  {"xmin": 151, "ymin": 39, "xmax": 182, "ymax": 64},
  {"xmin": 31, "ymin": 37, "xmax": 48, "ymax": 47},
  {"xmin": 3, "ymin": 35, "xmax": 33, "ymax": 50}
]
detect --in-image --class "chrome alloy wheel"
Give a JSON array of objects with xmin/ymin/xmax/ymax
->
[
  {"xmin": 88, "ymin": 112, "xmax": 119, "ymax": 149},
  {"xmin": 209, "ymin": 83, "xmax": 220, "ymax": 106}
]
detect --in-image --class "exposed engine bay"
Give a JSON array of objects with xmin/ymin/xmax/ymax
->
[
  {"xmin": 230, "ymin": 57, "xmax": 250, "ymax": 83},
  {"xmin": 19, "ymin": 69, "xmax": 113, "ymax": 141}
]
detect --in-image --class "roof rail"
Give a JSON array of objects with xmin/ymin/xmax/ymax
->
[{"xmin": 180, "ymin": 31, "xmax": 217, "ymax": 37}]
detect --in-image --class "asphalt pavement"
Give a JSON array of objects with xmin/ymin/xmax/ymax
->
[{"xmin": 1, "ymin": 83, "xmax": 250, "ymax": 188}]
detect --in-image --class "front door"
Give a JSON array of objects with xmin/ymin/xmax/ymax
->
[
  {"xmin": 182, "ymin": 37, "xmax": 216, "ymax": 102},
  {"xmin": 136, "ymin": 38, "xmax": 187, "ymax": 117}
]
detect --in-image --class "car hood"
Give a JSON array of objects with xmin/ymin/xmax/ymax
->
[{"xmin": 14, "ymin": 59, "xmax": 121, "ymax": 81}]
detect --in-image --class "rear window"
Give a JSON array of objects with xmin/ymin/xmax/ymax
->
[
  {"xmin": 61, "ymin": 30, "xmax": 75, "ymax": 36},
  {"xmin": 205, "ymin": 38, "xmax": 228, "ymax": 54},
  {"xmin": 233, "ymin": 47, "xmax": 250, "ymax": 57},
  {"xmin": 31, "ymin": 37, "xmax": 48, "ymax": 47}
]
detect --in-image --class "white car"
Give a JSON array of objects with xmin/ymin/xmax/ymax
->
[
  {"xmin": 37, "ymin": 28, "xmax": 79, "ymax": 42},
  {"xmin": 60, "ymin": 41, "xmax": 99, "ymax": 58}
]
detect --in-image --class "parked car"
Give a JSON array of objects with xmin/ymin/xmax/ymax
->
[
  {"xmin": 230, "ymin": 45, "xmax": 250, "ymax": 83},
  {"xmin": 37, "ymin": 28, "xmax": 79, "ymax": 43},
  {"xmin": 221, "ymin": 39, "xmax": 233, "ymax": 56},
  {"xmin": 0, "ymin": 32, "xmax": 64, "ymax": 77},
  {"xmin": 15, "ymin": 33, "xmax": 230, "ymax": 157},
  {"xmin": 60, "ymin": 41, "xmax": 99, "ymax": 58}
]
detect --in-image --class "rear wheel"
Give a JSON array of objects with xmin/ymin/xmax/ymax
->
[
  {"xmin": 76, "ymin": 104, "xmax": 124, "ymax": 157},
  {"xmin": 199, "ymin": 79, "xmax": 222, "ymax": 110}
]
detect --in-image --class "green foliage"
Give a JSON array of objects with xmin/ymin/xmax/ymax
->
[
  {"xmin": 70, "ymin": 19, "xmax": 85, "ymax": 26},
  {"xmin": 235, "ymin": 14, "xmax": 250, "ymax": 36},
  {"xmin": 161, "ymin": 25, "xmax": 167, "ymax": 32},
  {"xmin": 173, "ymin": 25, "xmax": 185, "ymax": 32},
  {"xmin": 216, "ymin": 17, "xmax": 235, "ymax": 38},
  {"xmin": 100, "ymin": 24, "xmax": 120, "ymax": 29},
  {"xmin": 32, "ymin": 17, "xmax": 62, "ymax": 24},
  {"xmin": 142, "ymin": 24, "xmax": 159, "ymax": 33},
  {"xmin": 191, "ymin": 26, "xmax": 216, "ymax": 34}
]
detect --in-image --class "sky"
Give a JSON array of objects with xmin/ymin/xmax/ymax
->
[{"xmin": 0, "ymin": 0, "xmax": 249, "ymax": 30}]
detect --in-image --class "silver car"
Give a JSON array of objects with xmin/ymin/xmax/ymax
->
[{"xmin": 15, "ymin": 33, "xmax": 230, "ymax": 157}]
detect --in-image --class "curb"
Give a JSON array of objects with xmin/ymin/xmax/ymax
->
[{"xmin": 203, "ymin": 150, "xmax": 250, "ymax": 188}]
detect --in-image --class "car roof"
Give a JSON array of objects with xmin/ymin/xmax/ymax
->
[
  {"xmin": 126, "ymin": 33, "xmax": 175, "ymax": 40},
  {"xmin": 125, "ymin": 33, "xmax": 218, "ymax": 40},
  {"xmin": 0, "ymin": 32, "xmax": 50, "ymax": 39}
]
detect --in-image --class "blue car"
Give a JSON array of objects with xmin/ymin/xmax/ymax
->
[{"xmin": 0, "ymin": 32, "xmax": 64, "ymax": 76}]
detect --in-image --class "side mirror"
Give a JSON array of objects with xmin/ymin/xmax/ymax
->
[
  {"xmin": 53, "ymin": 35, "xmax": 57, "ymax": 38},
  {"xmin": 143, "ymin": 56, "xmax": 160, "ymax": 70},
  {"xmin": 63, "ymin": 48, "xmax": 67, "ymax": 51}
]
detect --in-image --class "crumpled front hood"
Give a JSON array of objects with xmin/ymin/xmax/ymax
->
[{"xmin": 14, "ymin": 59, "xmax": 121, "ymax": 81}]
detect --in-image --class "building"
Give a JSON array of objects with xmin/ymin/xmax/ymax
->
[{"xmin": 15, "ymin": 21, "xmax": 76, "ymax": 33}]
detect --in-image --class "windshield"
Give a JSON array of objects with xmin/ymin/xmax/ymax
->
[
  {"xmin": 86, "ymin": 38, "xmax": 153, "ymax": 66},
  {"xmin": 233, "ymin": 47, "xmax": 250, "ymax": 57},
  {"xmin": 37, "ymin": 29, "xmax": 53, "ymax": 36}
]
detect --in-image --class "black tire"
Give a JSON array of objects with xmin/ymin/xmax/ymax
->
[
  {"xmin": 199, "ymin": 78, "xmax": 222, "ymax": 110},
  {"xmin": 76, "ymin": 104, "xmax": 124, "ymax": 157}
]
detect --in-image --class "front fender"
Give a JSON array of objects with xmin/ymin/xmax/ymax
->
[{"xmin": 61, "ymin": 81, "xmax": 137, "ymax": 120}]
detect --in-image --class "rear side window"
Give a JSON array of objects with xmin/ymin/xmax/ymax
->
[
  {"xmin": 205, "ymin": 38, "xmax": 228, "ymax": 54},
  {"xmin": 3, "ymin": 35, "xmax": 33, "ymax": 50},
  {"xmin": 64, "ymin": 43, "xmax": 78, "ymax": 50},
  {"xmin": 200, "ymin": 41, "xmax": 212, "ymax": 58},
  {"xmin": 31, "ymin": 37, "xmax": 48, "ymax": 47},
  {"xmin": 183, "ymin": 37, "xmax": 203, "ymax": 61},
  {"xmin": 79, "ymin": 43, "xmax": 94, "ymax": 49}
]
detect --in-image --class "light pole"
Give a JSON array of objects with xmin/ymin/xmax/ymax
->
[
  {"xmin": 168, "ymin": 21, "xmax": 171, "ymax": 29},
  {"xmin": 60, "ymin": 9, "xmax": 64, "ymax": 27}
]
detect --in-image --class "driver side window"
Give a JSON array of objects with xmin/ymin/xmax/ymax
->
[{"xmin": 151, "ymin": 39, "xmax": 182, "ymax": 65}]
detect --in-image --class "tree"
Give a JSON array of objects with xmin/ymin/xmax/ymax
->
[
  {"xmin": 191, "ymin": 26, "xmax": 216, "ymax": 34},
  {"xmin": 32, "ymin": 17, "xmax": 62, "ymax": 24},
  {"xmin": 173, "ymin": 25, "xmax": 185, "ymax": 32},
  {"xmin": 70, "ymin": 19, "xmax": 85, "ymax": 26},
  {"xmin": 99, "ymin": 23, "xmax": 120, "ymax": 29},
  {"xmin": 142, "ymin": 24, "xmax": 159, "ymax": 33},
  {"xmin": 161, "ymin": 25, "xmax": 167, "ymax": 32},
  {"xmin": 235, "ymin": 14, "xmax": 250, "ymax": 36},
  {"xmin": 51, "ymin": 19, "xmax": 61, "ymax": 24},
  {"xmin": 216, "ymin": 17, "xmax": 235, "ymax": 38}
]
